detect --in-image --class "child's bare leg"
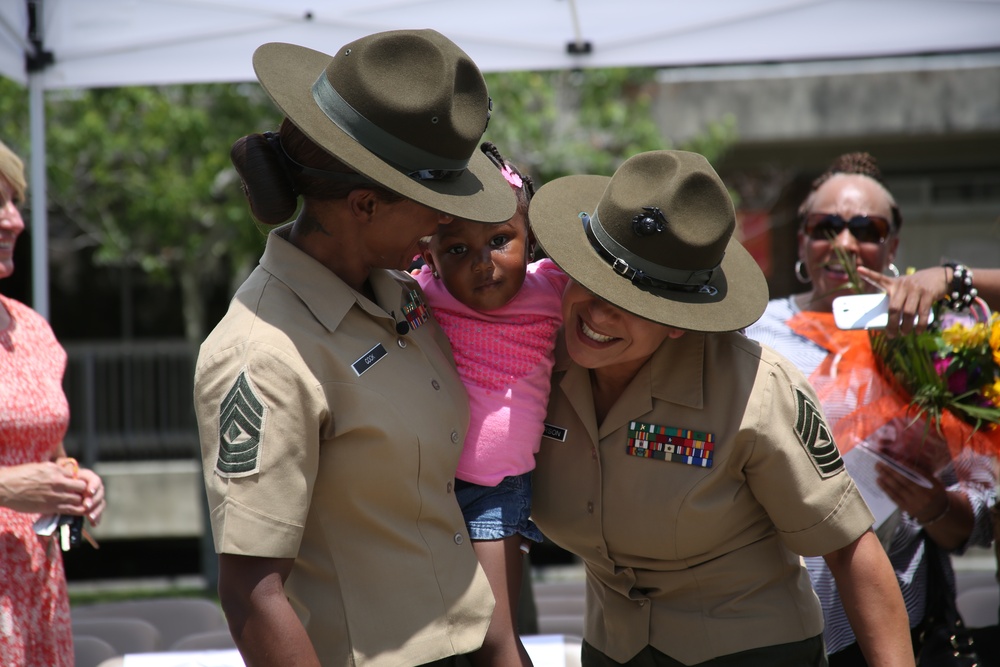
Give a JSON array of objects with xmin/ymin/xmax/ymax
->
[{"xmin": 470, "ymin": 535, "xmax": 533, "ymax": 667}]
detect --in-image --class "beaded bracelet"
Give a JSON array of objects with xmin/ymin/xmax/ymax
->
[{"xmin": 943, "ymin": 262, "xmax": 978, "ymax": 311}]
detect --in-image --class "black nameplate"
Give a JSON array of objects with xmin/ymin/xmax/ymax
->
[
  {"xmin": 542, "ymin": 423, "xmax": 568, "ymax": 442},
  {"xmin": 352, "ymin": 343, "xmax": 388, "ymax": 376}
]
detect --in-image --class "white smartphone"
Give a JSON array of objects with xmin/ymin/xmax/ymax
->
[{"xmin": 832, "ymin": 293, "xmax": 934, "ymax": 330}]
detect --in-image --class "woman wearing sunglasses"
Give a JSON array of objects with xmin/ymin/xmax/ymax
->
[{"xmin": 746, "ymin": 152, "xmax": 998, "ymax": 666}]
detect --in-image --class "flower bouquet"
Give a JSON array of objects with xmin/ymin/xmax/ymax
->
[
  {"xmin": 867, "ymin": 302, "xmax": 1000, "ymax": 458},
  {"xmin": 789, "ymin": 256, "xmax": 999, "ymax": 480}
]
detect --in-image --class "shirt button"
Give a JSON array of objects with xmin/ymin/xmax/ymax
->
[
  {"xmin": 586, "ymin": 502, "xmax": 594, "ymax": 514},
  {"xmin": 591, "ymin": 448, "xmax": 598, "ymax": 460},
  {"xmin": 397, "ymin": 338, "xmax": 407, "ymax": 349},
  {"xmin": 638, "ymin": 600, "xmax": 646, "ymax": 607},
  {"xmin": 447, "ymin": 481, "xmax": 453, "ymax": 493},
  {"xmin": 454, "ymin": 533, "xmax": 464, "ymax": 545},
  {"xmin": 451, "ymin": 431, "xmax": 460, "ymax": 443},
  {"xmin": 431, "ymin": 379, "xmax": 441, "ymax": 390}
]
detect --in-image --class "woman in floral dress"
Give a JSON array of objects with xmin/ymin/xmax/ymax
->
[{"xmin": 0, "ymin": 138, "xmax": 105, "ymax": 666}]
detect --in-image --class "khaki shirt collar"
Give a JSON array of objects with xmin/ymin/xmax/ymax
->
[
  {"xmin": 649, "ymin": 331, "xmax": 705, "ymax": 410},
  {"xmin": 259, "ymin": 224, "xmax": 401, "ymax": 334},
  {"xmin": 554, "ymin": 329, "xmax": 707, "ymax": 440}
]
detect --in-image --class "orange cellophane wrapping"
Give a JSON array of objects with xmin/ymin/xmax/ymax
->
[{"xmin": 787, "ymin": 311, "xmax": 996, "ymax": 475}]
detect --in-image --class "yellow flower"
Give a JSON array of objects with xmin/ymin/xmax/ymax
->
[
  {"xmin": 941, "ymin": 323, "xmax": 965, "ymax": 347},
  {"xmin": 986, "ymin": 380, "xmax": 1000, "ymax": 407},
  {"xmin": 942, "ymin": 321, "xmax": 987, "ymax": 348},
  {"xmin": 970, "ymin": 323, "xmax": 989, "ymax": 347},
  {"xmin": 991, "ymin": 316, "xmax": 1000, "ymax": 366}
]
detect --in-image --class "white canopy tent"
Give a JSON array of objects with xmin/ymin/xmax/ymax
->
[{"xmin": 1, "ymin": 0, "xmax": 998, "ymax": 317}]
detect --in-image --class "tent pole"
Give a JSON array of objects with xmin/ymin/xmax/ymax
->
[
  {"xmin": 26, "ymin": 0, "xmax": 49, "ymax": 320},
  {"xmin": 565, "ymin": 0, "xmax": 591, "ymax": 55},
  {"xmin": 28, "ymin": 73, "xmax": 48, "ymax": 320}
]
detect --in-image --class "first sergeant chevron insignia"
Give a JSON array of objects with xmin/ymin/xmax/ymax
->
[
  {"xmin": 792, "ymin": 386, "xmax": 844, "ymax": 477},
  {"xmin": 215, "ymin": 369, "xmax": 267, "ymax": 478}
]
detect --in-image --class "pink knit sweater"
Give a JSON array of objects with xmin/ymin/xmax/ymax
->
[{"xmin": 415, "ymin": 259, "xmax": 568, "ymax": 485}]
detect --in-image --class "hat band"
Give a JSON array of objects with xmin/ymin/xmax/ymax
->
[
  {"xmin": 312, "ymin": 74, "xmax": 470, "ymax": 176},
  {"xmin": 264, "ymin": 131, "xmax": 373, "ymax": 188},
  {"xmin": 583, "ymin": 212, "xmax": 721, "ymax": 295}
]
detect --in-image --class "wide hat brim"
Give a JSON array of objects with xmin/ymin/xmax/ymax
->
[
  {"xmin": 530, "ymin": 174, "xmax": 768, "ymax": 332},
  {"xmin": 253, "ymin": 41, "xmax": 515, "ymax": 223}
]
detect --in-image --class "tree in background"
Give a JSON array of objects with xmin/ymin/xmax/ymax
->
[
  {"xmin": 0, "ymin": 79, "xmax": 280, "ymax": 343},
  {"xmin": 0, "ymin": 70, "xmax": 735, "ymax": 345},
  {"xmin": 483, "ymin": 68, "xmax": 736, "ymax": 182}
]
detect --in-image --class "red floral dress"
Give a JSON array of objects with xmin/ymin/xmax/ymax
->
[{"xmin": 0, "ymin": 295, "xmax": 73, "ymax": 666}]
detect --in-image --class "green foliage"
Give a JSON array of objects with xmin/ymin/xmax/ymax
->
[
  {"xmin": 483, "ymin": 68, "xmax": 736, "ymax": 183},
  {"xmin": 69, "ymin": 586, "xmax": 216, "ymax": 607},
  {"xmin": 0, "ymin": 77, "xmax": 280, "ymax": 338},
  {"xmin": 47, "ymin": 83, "xmax": 277, "ymax": 276},
  {"xmin": 680, "ymin": 113, "xmax": 738, "ymax": 165},
  {"xmin": 0, "ymin": 79, "xmax": 29, "ymax": 159}
]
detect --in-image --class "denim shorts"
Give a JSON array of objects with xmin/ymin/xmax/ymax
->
[{"xmin": 455, "ymin": 472, "xmax": 544, "ymax": 543}]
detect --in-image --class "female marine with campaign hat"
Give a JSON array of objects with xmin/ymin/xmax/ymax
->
[
  {"xmin": 528, "ymin": 150, "xmax": 915, "ymax": 666},
  {"xmin": 194, "ymin": 30, "xmax": 516, "ymax": 666}
]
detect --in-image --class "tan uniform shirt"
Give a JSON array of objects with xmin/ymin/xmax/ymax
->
[
  {"xmin": 194, "ymin": 226, "xmax": 493, "ymax": 667},
  {"xmin": 532, "ymin": 331, "xmax": 873, "ymax": 665}
]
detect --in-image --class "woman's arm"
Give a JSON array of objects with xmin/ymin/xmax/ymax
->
[
  {"xmin": 218, "ymin": 553, "xmax": 321, "ymax": 667},
  {"xmin": 0, "ymin": 462, "xmax": 88, "ymax": 514},
  {"xmin": 962, "ymin": 267, "xmax": 1000, "ymax": 309},
  {"xmin": 876, "ymin": 439, "xmax": 995, "ymax": 552},
  {"xmin": 858, "ymin": 265, "xmax": 1000, "ymax": 337},
  {"xmin": 875, "ymin": 462, "xmax": 974, "ymax": 550},
  {"xmin": 824, "ymin": 529, "xmax": 915, "ymax": 667}
]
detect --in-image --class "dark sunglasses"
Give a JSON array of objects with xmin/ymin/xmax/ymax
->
[{"xmin": 802, "ymin": 213, "xmax": 893, "ymax": 245}]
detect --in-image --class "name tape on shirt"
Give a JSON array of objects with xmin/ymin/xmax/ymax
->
[
  {"xmin": 793, "ymin": 387, "xmax": 844, "ymax": 477},
  {"xmin": 542, "ymin": 423, "xmax": 568, "ymax": 441},
  {"xmin": 216, "ymin": 368, "xmax": 267, "ymax": 478},
  {"xmin": 625, "ymin": 420, "xmax": 714, "ymax": 468},
  {"xmin": 352, "ymin": 343, "xmax": 388, "ymax": 376}
]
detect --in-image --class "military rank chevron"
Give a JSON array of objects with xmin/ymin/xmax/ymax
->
[
  {"xmin": 215, "ymin": 369, "xmax": 268, "ymax": 478},
  {"xmin": 793, "ymin": 386, "xmax": 843, "ymax": 477}
]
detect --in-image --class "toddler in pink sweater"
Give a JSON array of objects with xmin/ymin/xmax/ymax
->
[{"xmin": 415, "ymin": 142, "xmax": 566, "ymax": 667}]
